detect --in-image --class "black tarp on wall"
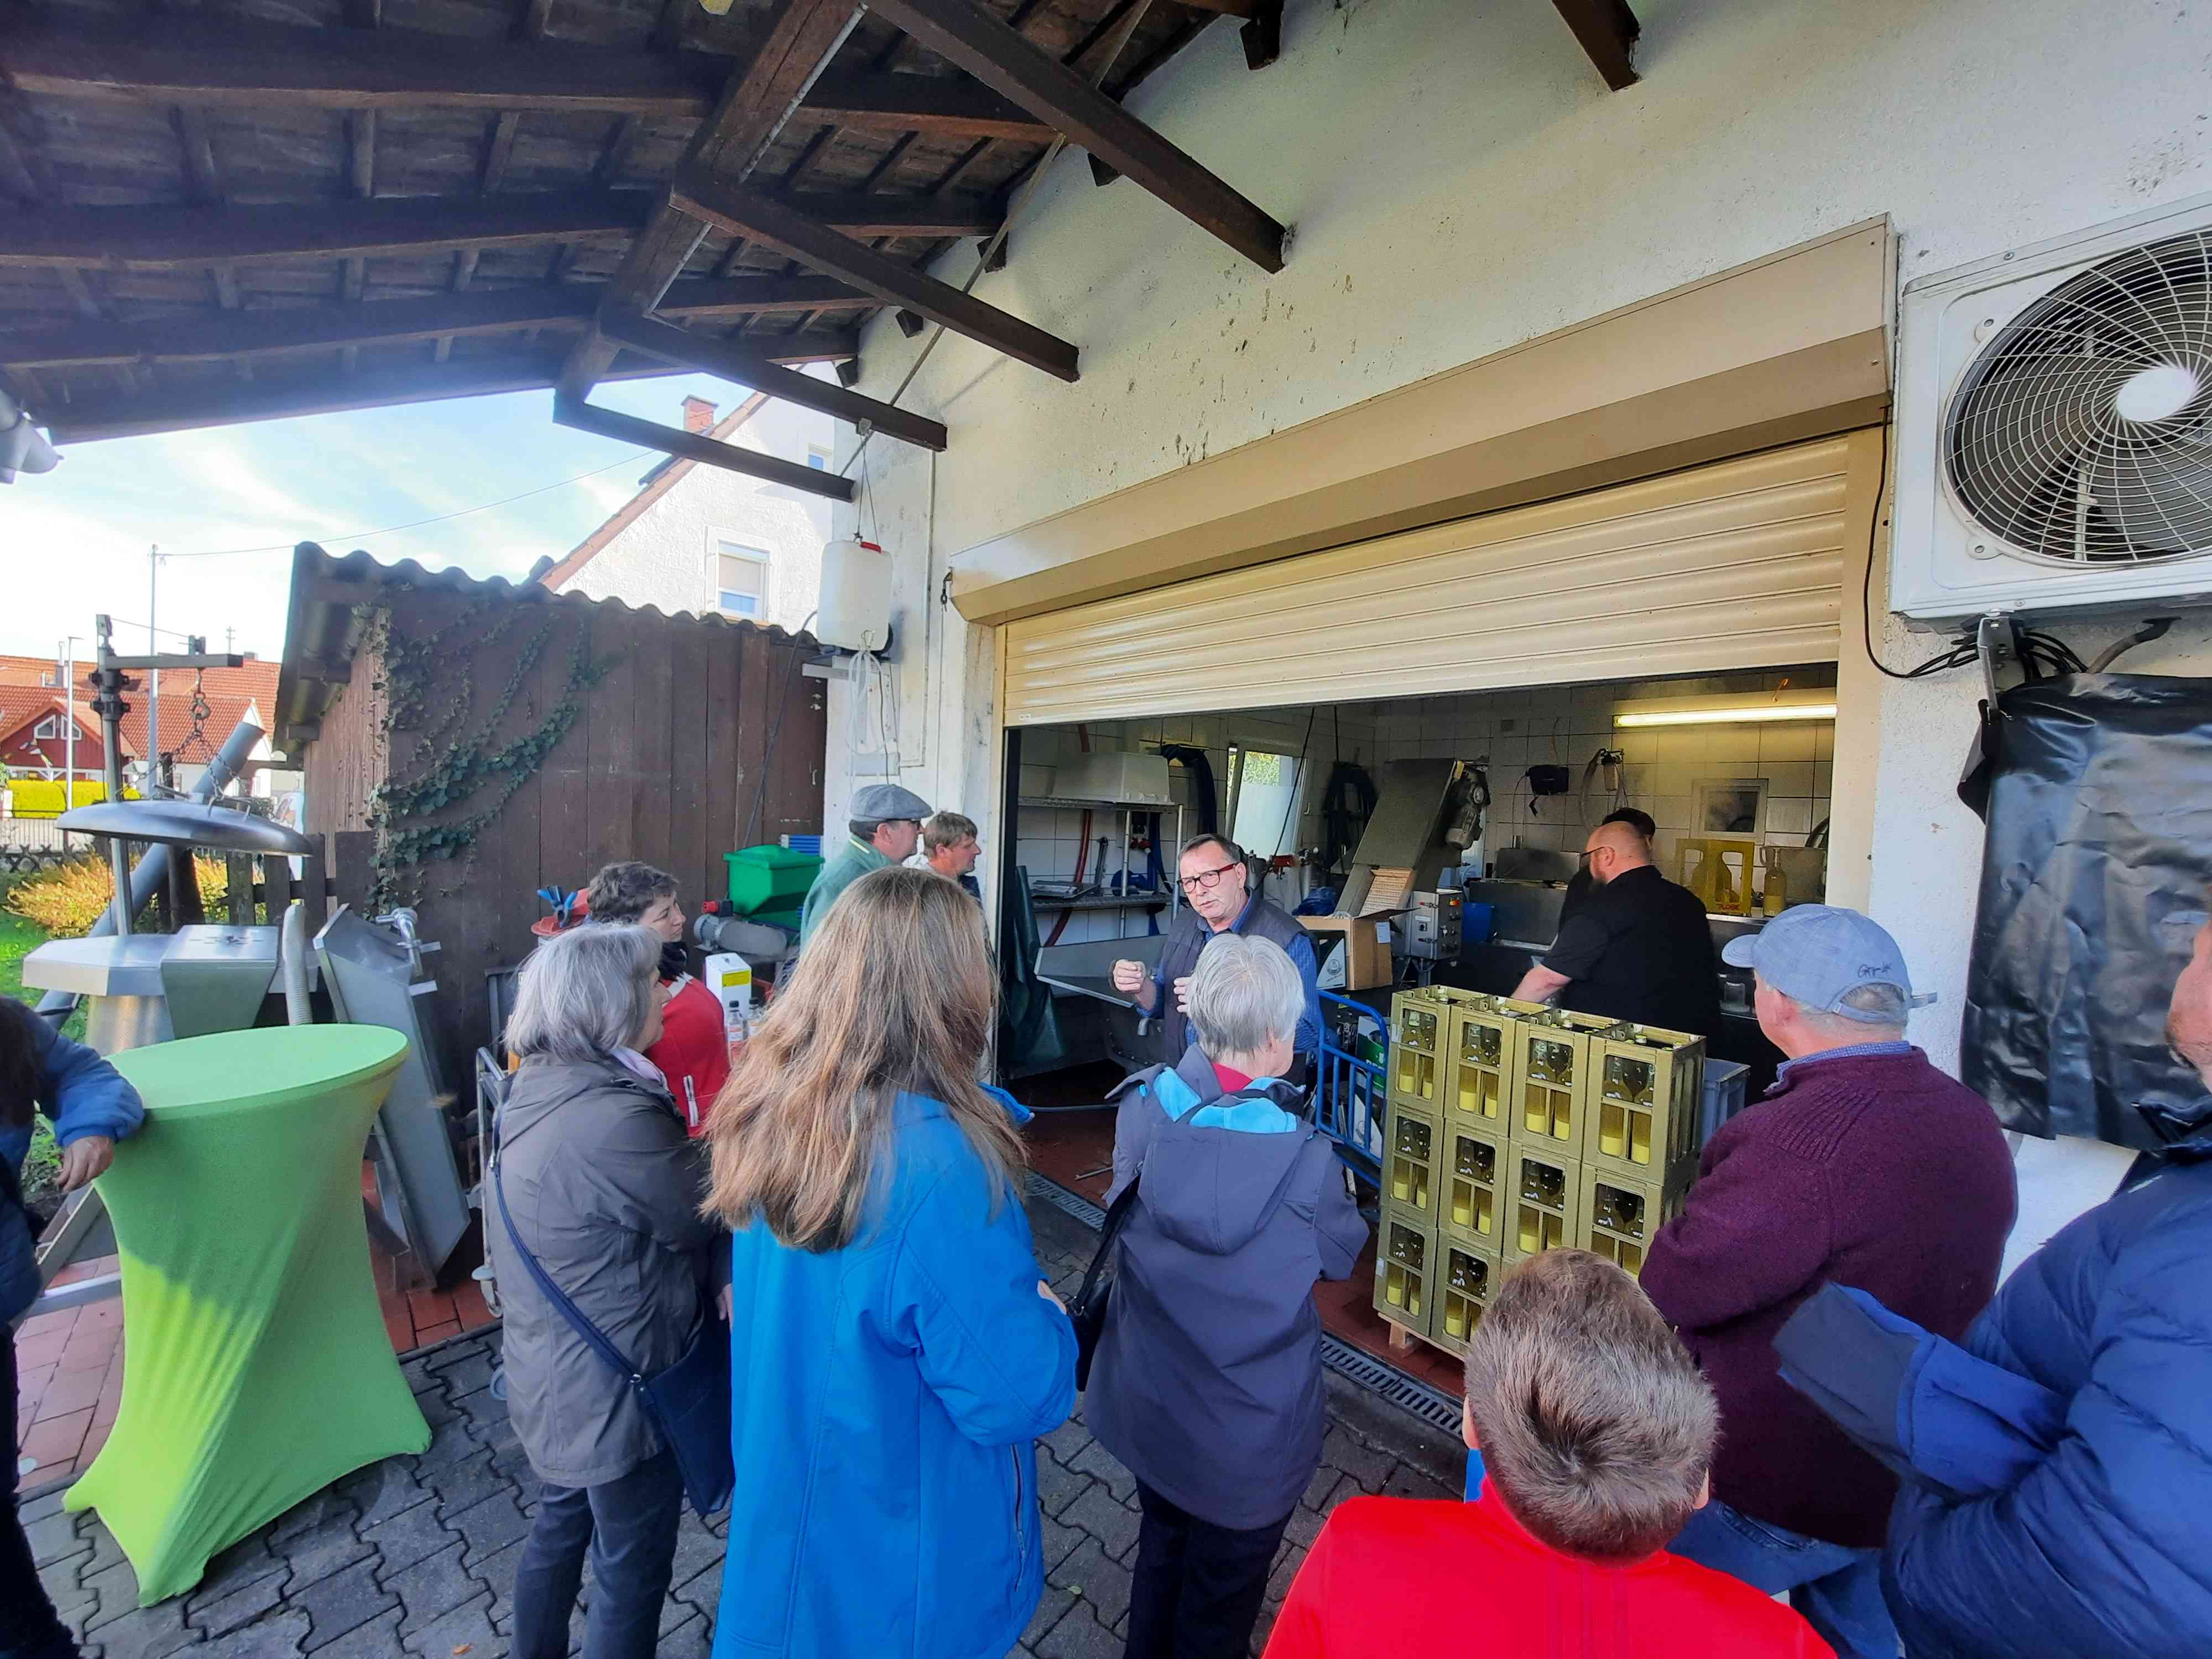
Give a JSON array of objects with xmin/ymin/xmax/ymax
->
[{"xmin": 1961, "ymin": 675, "xmax": 2212, "ymax": 1148}]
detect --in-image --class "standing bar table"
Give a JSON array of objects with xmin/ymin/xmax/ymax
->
[{"xmin": 66, "ymin": 1025, "xmax": 431, "ymax": 1604}]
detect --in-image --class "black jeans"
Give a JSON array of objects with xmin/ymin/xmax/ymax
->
[
  {"xmin": 2, "ymin": 1333, "xmax": 80, "ymax": 1659},
  {"xmin": 509, "ymin": 1448, "xmax": 685, "ymax": 1659},
  {"xmin": 1124, "ymin": 1480, "xmax": 1292, "ymax": 1659}
]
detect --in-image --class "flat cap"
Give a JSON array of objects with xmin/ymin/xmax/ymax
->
[{"xmin": 852, "ymin": 782, "xmax": 933, "ymax": 822}]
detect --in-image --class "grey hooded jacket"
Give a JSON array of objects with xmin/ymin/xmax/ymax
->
[
  {"xmin": 1084, "ymin": 1047, "xmax": 1369, "ymax": 1530},
  {"xmin": 489, "ymin": 1055, "xmax": 717, "ymax": 1488}
]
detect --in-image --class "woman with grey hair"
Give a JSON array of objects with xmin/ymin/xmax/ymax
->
[
  {"xmin": 1086, "ymin": 933, "xmax": 1369, "ymax": 1659},
  {"xmin": 490, "ymin": 922, "xmax": 718, "ymax": 1659}
]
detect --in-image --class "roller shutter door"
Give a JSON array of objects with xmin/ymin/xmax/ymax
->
[{"xmin": 1000, "ymin": 434, "xmax": 1864, "ymax": 728}]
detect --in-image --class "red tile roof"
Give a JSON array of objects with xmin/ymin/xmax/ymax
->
[{"xmin": 0, "ymin": 656, "xmax": 276, "ymax": 761}]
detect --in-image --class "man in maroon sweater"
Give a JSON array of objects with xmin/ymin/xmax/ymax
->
[{"xmin": 1640, "ymin": 905, "xmax": 2015, "ymax": 1659}]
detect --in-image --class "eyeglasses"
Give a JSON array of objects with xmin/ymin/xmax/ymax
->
[{"xmin": 1178, "ymin": 862, "xmax": 1241, "ymax": 894}]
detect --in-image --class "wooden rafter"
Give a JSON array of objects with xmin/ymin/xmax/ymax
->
[
  {"xmin": 1, "ymin": 284, "xmax": 871, "ymax": 371},
  {"xmin": 674, "ymin": 170, "xmax": 1078, "ymax": 379},
  {"xmin": 1548, "ymin": 0, "xmax": 1640, "ymax": 91},
  {"xmin": 1, "ymin": 192, "xmax": 997, "ymax": 270},
  {"xmin": 40, "ymin": 346, "xmax": 820, "ymax": 444},
  {"xmin": 800, "ymin": 72, "xmax": 1053, "ymax": 140},
  {"xmin": 552, "ymin": 393, "xmax": 856, "ymax": 502},
  {"xmin": 599, "ymin": 311, "xmax": 947, "ymax": 450},
  {"xmin": 563, "ymin": 0, "xmax": 866, "ymax": 397},
  {"xmin": 2, "ymin": 17, "xmax": 724, "ymax": 116},
  {"xmin": 864, "ymin": 0, "xmax": 1286, "ymax": 272}
]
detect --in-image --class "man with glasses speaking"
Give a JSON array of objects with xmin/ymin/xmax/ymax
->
[{"xmin": 1112, "ymin": 833, "xmax": 1321, "ymax": 1075}]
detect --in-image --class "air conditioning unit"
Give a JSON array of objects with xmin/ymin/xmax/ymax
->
[{"xmin": 1891, "ymin": 190, "xmax": 2212, "ymax": 626}]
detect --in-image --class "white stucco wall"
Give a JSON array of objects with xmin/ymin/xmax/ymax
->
[
  {"xmin": 825, "ymin": 0, "xmax": 2212, "ymax": 1234},
  {"xmin": 555, "ymin": 393, "xmax": 835, "ymax": 635}
]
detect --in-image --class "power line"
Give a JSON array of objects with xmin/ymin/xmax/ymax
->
[{"xmin": 165, "ymin": 449, "xmax": 655, "ymax": 558}]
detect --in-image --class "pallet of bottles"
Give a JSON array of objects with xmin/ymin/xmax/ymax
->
[{"xmin": 1373, "ymin": 987, "xmax": 1709, "ymax": 1357}]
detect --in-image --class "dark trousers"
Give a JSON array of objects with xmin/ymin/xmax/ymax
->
[
  {"xmin": 2, "ymin": 1333, "xmax": 80, "ymax": 1659},
  {"xmin": 1124, "ymin": 1480, "xmax": 1292, "ymax": 1659},
  {"xmin": 509, "ymin": 1449, "xmax": 685, "ymax": 1659}
]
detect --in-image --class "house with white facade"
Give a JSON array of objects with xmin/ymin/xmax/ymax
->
[{"xmin": 538, "ymin": 388, "xmax": 836, "ymax": 634}]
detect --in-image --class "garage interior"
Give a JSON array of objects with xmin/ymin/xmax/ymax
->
[{"xmin": 1001, "ymin": 656, "xmax": 1841, "ymax": 1387}]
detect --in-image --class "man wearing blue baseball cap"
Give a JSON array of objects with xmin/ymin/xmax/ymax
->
[{"xmin": 1636, "ymin": 905, "xmax": 2016, "ymax": 1659}]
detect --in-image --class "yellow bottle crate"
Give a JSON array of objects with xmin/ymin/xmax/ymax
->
[
  {"xmin": 1386, "ymin": 989, "xmax": 1449, "ymax": 1110},
  {"xmin": 1439, "ymin": 1117, "xmax": 1507, "ymax": 1252},
  {"xmin": 1588, "ymin": 1024, "xmax": 1707, "ymax": 1181},
  {"xmin": 1505, "ymin": 1144, "xmax": 1583, "ymax": 1261},
  {"xmin": 1374, "ymin": 1210, "xmax": 1437, "ymax": 1335},
  {"xmin": 1384, "ymin": 1101, "xmax": 1440, "ymax": 1221},
  {"xmin": 1430, "ymin": 1237, "xmax": 1502, "ymax": 1358},
  {"xmin": 1444, "ymin": 997, "xmax": 1520, "ymax": 1127},
  {"xmin": 1506, "ymin": 1008, "xmax": 1610, "ymax": 1161},
  {"xmin": 1577, "ymin": 1163, "xmax": 1696, "ymax": 1279}
]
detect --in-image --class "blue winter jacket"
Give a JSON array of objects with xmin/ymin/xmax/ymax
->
[
  {"xmin": 3, "ymin": 1014, "xmax": 146, "ymax": 1322},
  {"xmin": 1883, "ymin": 1134, "xmax": 2212, "ymax": 1657},
  {"xmin": 712, "ymin": 1089, "xmax": 1077, "ymax": 1659}
]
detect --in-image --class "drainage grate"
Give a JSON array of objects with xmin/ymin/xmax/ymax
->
[{"xmin": 1025, "ymin": 1175, "xmax": 1464, "ymax": 1435}]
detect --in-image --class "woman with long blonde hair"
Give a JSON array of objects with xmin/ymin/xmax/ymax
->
[{"xmin": 704, "ymin": 864, "xmax": 1075, "ymax": 1659}]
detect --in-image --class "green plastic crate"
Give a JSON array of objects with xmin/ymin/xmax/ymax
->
[{"xmin": 724, "ymin": 845, "xmax": 822, "ymax": 914}]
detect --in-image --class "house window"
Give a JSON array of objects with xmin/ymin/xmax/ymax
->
[
  {"xmin": 806, "ymin": 447, "xmax": 831, "ymax": 471},
  {"xmin": 34, "ymin": 716, "xmax": 59, "ymax": 740},
  {"xmin": 1228, "ymin": 748, "xmax": 1305, "ymax": 860},
  {"xmin": 716, "ymin": 540, "xmax": 769, "ymax": 618}
]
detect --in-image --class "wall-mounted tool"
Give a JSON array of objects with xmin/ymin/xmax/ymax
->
[{"xmin": 1525, "ymin": 764, "xmax": 1572, "ymax": 815}]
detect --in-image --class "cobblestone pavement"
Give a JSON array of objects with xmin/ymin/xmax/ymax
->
[{"xmin": 25, "ymin": 1194, "xmax": 1461, "ymax": 1659}]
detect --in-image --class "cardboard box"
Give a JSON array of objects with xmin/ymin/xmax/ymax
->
[{"xmin": 1303, "ymin": 912, "xmax": 1396, "ymax": 990}]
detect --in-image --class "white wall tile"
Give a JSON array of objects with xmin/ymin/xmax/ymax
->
[
  {"xmin": 1759, "ymin": 725, "xmax": 1818, "ymax": 762},
  {"xmin": 1766, "ymin": 761, "xmax": 1816, "ymax": 798},
  {"xmin": 1767, "ymin": 799, "xmax": 1813, "ymax": 836}
]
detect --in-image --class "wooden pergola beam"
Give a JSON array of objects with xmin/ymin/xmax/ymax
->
[
  {"xmin": 553, "ymin": 392, "xmax": 856, "ymax": 501},
  {"xmin": 0, "ymin": 191, "xmax": 994, "ymax": 271},
  {"xmin": 599, "ymin": 309, "xmax": 947, "ymax": 450},
  {"xmin": 674, "ymin": 169, "xmax": 1079, "ymax": 380},
  {"xmin": 39, "ymin": 346, "xmax": 799, "ymax": 444},
  {"xmin": 564, "ymin": 0, "xmax": 865, "ymax": 397},
  {"xmin": 800, "ymin": 71, "xmax": 1053, "ymax": 140},
  {"xmin": 1, "ymin": 283, "xmax": 870, "ymax": 369},
  {"xmin": 1548, "ymin": 0, "xmax": 1640, "ymax": 90},
  {"xmin": 1, "ymin": 17, "xmax": 726, "ymax": 115},
  {"xmin": 864, "ymin": 0, "xmax": 1286, "ymax": 273}
]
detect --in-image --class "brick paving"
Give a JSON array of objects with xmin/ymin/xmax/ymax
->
[{"xmin": 23, "ymin": 1192, "xmax": 1461, "ymax": 1658}]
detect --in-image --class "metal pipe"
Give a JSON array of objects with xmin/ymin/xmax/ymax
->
[
  {"xmin": 279, "ymin": 900, "xmax": 311, "ymax": 1024},
  {"xmin": 38, "ymin": 716, "xmax": 265, "ymax": 1020},
  {"xmin": 96, "ymin": 619, "xmax": 133, "ymax": 938}
]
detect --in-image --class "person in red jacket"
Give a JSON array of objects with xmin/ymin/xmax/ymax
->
[
  {"xmin": 1264, "ymin": 1250, "xmax": 1830, "ymax": 1659},
  {"xmin": 585, "ymin": 862, "xmax": 729, "ymax": 1136}
]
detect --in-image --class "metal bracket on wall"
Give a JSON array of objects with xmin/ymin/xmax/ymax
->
[{"xmin": 1977, "ymin": 612, "xmax": 2023, "ymax": 708}]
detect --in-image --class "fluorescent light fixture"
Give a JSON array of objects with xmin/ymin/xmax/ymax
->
[{"xmin": 1613, "ymin": 693, "xmax": 1837, "ymax": 729}]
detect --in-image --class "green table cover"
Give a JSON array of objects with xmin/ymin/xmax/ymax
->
[{"xmin": 67, "ymin": 1025, "xmax": 432, "ymax": 1604}]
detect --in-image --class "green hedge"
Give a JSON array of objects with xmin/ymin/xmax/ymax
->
[{"xmin": 6, "ymin": 781, "xmax": 135, "ymax": 818}]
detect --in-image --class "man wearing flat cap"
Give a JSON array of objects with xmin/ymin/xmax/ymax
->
[{"xmin": 797, "ymin": 782, "xmax": 933, "ymax": 950}]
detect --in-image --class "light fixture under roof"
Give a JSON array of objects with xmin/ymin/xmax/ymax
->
[{"xmin": 1612, "ymin": 692, "xmax": 1838, "ymax": 729}]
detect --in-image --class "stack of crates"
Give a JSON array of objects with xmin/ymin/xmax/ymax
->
[{"xmin": 1374, "ymin": 987, "xmax": 1709, "ymax": 1352}]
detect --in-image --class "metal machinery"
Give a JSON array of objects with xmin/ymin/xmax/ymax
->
[{"xmin": 315, "ymin": 907, "xmax": 472, "ymax": 1282}]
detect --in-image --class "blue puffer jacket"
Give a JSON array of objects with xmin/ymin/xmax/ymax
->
[
  {"xmin": 1883, "ymin": 1131, "xmax": 2212, "ymax": 1657},
  {"xmin": 712, "ymin": 1089, "xmax": 1076, "ymax": 1659},
  {"xmin": 3, "ymin": 1014, "xmax": 146, "ymax": 1323}
]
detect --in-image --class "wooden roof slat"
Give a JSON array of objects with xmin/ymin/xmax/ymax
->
[
  {"xmin": 799, "ymin": 71, "xmax": 1055, "ymax": 142},
  {"xmin": 598, "ymin": 309, "xmax": 947, "ymax": 450},
  {"xmin": 563, "ymin": 0, "xmax": 867, "ymax": 397},
  {"xmin": 1, "ymin": 277, "xmax": 876, "ymax": 369},
  {"xmin": 41, "ymin": 331, "xmax": 859, "ymax": 444},
  {"xmin": 1, "ymin": 17, "xmax": 726, "ymax": 116},
  {"xmin": 867, "ymin": 0, "xmax": 1286, "ymax": 273},
  {"xmin": 552, "ymin": 392, "xmax": 856, "ymax": 500},
  {"xmin": 672, "ymin": 169, "xmax": 1077, "ymax": 380},
  {"xmin": 0, "ymin": 190, "xmax": 998, "ymax": 270},
  {"xmin": 1549, "ymin": 0, "xmax": 1641, "ymax": 91}
]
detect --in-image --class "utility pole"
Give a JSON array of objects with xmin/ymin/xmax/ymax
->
[
  {"xmin": 59, "ymin": 635, "xmax": 77, "ymax": 811},
  {"xmin": 147, "ymin": 545, "xmax": 161, "ymax": 796}
]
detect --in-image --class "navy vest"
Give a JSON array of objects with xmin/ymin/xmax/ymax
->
[{"xmin": 1151, "ymin": 894, "xmax": 1308, "ymax": 1060}]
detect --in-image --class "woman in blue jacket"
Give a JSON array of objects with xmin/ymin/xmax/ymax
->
[
  {"xmin": 702, "ymin": 865, "xmax": 1077, "ymax": 1659},
  {"xmin": 2, "ymin": 997, "xmax": 145, "ymax": 1659}
]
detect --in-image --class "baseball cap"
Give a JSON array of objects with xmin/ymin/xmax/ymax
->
[
  {"xmin": 1721, "ymin": 905, "xmax": 1936, "ymax": 1021},
  {"xmin": 852, "ymin": 782, "xmax": 933, "ymax": 823}
]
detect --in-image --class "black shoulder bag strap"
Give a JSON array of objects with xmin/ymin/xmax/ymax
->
[{"xmin": 1068, "ymin": 1171, "xmax": 1141, "ymax": 1391}]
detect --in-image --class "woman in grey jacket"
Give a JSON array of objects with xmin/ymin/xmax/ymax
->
[
  {"xmin": 489, "ymin": 924, "xmax": 718, "ymax": 1659},
  {"xmin": 1087, "ymin": 935, "xmax": 1369, "ymax": 1659}
]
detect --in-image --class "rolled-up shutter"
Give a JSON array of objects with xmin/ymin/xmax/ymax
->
[{"xmin": 1000, "ymin": 434, "xmax": 1864, "ymax": 727}]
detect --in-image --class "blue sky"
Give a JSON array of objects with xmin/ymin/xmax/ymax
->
[{"xmin": 0, "ymin": 369, "xmax": 750, "ymax": 665}]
